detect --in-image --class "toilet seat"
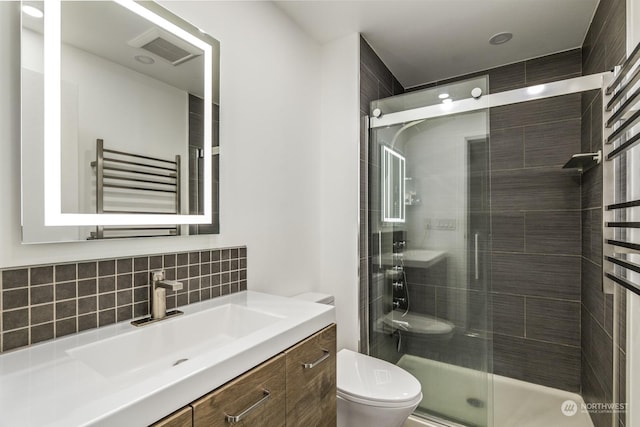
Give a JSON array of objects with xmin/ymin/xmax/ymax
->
[{"xmin": 337, "ymin": 349, "xmax": 422, "ymax": 408}]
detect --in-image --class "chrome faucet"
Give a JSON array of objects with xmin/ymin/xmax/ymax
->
[{"xmin": 131, "ymin": 269, "xmax": 184, "ymax": 327}]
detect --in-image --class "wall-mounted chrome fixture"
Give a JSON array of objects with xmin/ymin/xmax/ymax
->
[
  {"xmin": 131, "ymin": 269, "xmax": 183, "ymax": 327},
  {"xmin": 562, "ymin": 150, "xmax": 602, "ymax": 173},
  {"xmin": 602, "ymin": 41, "xmax": 640, "ymax": 298}
]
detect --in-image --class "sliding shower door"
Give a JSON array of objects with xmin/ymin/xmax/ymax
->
[{"xmin": 368, "ymin": 76, "xmax": 492, "ymax": 427}]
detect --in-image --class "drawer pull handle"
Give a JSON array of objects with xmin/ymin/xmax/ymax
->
[
  {"xmin": 225, "ymin": 389, "xmax": 271, "ymax": 424},
  {"xmin": 302, "ymin": 349, "xmax": 330, "ymax": 369}
]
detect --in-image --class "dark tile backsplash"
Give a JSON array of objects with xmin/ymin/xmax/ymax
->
[
  {"xmin": 484, "ymin": 56, "xmax": 583, "ymax": 392},
  {"xmin": 0, "ymin": 246, "xmax": 247, "ymax": 353}
]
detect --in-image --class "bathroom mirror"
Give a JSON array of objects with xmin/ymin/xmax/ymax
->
[
  {"xmin": 20, "ymin": 0, "xmax": 220, "ymax": 243},
  {"xmin": 382, "ymin": 145, "xmax": 405, "ymax": 223}
]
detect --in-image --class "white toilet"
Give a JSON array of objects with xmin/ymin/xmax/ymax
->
[{"xmin": 293, "ymin": 293, "xmax": 423, "ymax": 427}]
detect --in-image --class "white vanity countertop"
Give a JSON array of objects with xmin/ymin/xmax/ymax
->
[{"xmin": 0, "ymin": 291, "xmax": 335, "ymax": 427}]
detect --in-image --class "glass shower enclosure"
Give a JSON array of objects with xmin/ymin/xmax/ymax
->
[{"xmin": 368, "ymin": 76, "xmax": 492, "ymax": 427}]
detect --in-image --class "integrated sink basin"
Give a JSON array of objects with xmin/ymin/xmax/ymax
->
[
  {"xmin": 0, "ymin": 291, "xmax": 334, "ymax": 427},
  {"xmin": 67, "ymin": 304, "xmax": 282, "ymax": 379},
  {"xmin": 380, "ymin": 249, "xmax": 447, "ymax": 269}
]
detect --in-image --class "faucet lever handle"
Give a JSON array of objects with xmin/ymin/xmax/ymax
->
[{"xmin": 157, "ymin": 280, "xmax": 183, "ymax": 291}]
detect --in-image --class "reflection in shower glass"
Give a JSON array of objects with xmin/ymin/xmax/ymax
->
[
  {"xmin": 368, "ymin": 76, "xmax": 491, "ymax": 427},
  {"xmin": 382, "ymin": 146, "xmax": 406, "ymax": 223}
]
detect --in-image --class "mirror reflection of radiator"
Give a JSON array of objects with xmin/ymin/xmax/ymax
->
[{"xmin": 89, "ymin": 139, "xmax": 181, "ymax": 239}]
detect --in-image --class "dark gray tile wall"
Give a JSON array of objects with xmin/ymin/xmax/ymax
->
[
  {"xmin": 409, "ymin": 48, "xmax": 582, "ymax": 93},
  {"xmin": 580, "ymin": 0, "xmax": 627, "ymax": 425},
  {"xmin": 0, "ymin": 246, "xmax": 247, "ymax": 353},
  {"xmin": 359, "ymin": 36, "xmax": 404, "ymax": 355},
  {"xmin": 490, "ymin": 90, "xmax": 583, "ymax": 392}
]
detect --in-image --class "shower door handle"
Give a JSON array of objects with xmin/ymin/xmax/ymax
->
[{"xmin": 474, "ymin": 232, "xmax": 479, "ymax": 281}]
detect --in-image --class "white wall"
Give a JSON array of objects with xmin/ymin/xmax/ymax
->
[{"xmin": 318, "ymin": 33, "xmax": 360, "ymax": 351}]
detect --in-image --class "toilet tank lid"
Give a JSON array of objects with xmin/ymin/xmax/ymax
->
[{"xmin": 292, "ymin": 292, "xmax": 334, "ymax": 305}]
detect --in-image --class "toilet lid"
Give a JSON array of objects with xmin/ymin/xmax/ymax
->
[{"xmin": 337, "ymin": 349, "xmax": 422, "ymax": 407}]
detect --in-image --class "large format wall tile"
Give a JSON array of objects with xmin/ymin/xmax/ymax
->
[
  {"xmin": 525, "ymin": 211, "xmax": 581, "ymax": 255},
  {"xmin": 492, "ymin": 253, "xmax": 581, "ymax": 300},
  {"xmin": 490, "ymin": 94, "xmax": 581, "ymax": 131},
  {"xmin": 491, "ymin": 168, "xmax": 581, "ymax": 211},
  {"xmin": 524, "ymin": 119, "xmax": 581, "ymax": 167},
  {"xmin": 526, "ymin": 298, "xmax": 580, "ymax": 346},
  {"xmin": 494, "ymin": 334, "xmax": 580, "ymax": 392}
]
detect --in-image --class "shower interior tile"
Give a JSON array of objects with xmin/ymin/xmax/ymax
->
[
  {"xmin": 491, "ymin": 212, "xmax": 525, "ymax": 253},
  {"xmin": 582, "ymin": 258, "xmax": 605, "ymax": 324},
  {"xmin": 525, "ymin": 298, "xmax": 580, "ymax": 346},
  {"xmin": 524, "ymin": 119, "xmax": 581, "ymax": 168},
  {"xmin": 490, "ymin": 128, "xmax": 524, "ymax": 171},
  {"xmin": 524, "ymin": 211, "xmax": 581, "ymax": 255},
  {"xmin": 492, "ymin": 293, "xmax": 524, "ymax": 337},
  {"xmin": 525, "ymin": 48, "xmax": 582, "ymax": 85},
  {"xmin": 493, "ymin": 334, "xmax": 580, "ymax": 392},
  {"xmin": 492, "ymin": 253, "xmax": 581, "ymax": 300},
  {"xmin": 491, "ymin": 167, "xmax": 581, "ymax": 211}
]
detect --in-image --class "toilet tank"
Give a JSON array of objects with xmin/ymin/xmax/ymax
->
[{"xmin": 292, "ymin": 292, "xmax": 335, "ymax": 305}]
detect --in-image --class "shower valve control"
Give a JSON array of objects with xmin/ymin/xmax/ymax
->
[
  {"xmin": 392, "ymin": 298, "xmax": 406, "ymax": 309},
  {"xmin": 393, "ymin": 281, "xmax": 404, "ymax": 291},
  {"xmin": 392, "ymin": 266, "xmax": 404, "ymax": 272}
]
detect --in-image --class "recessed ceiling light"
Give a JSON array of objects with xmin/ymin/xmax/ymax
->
[
  {"xmin": 489, "ymin": 32, "xmax": 513, "ymax": 45},
  {"xmin": 438, "ymin": 93, "xmax": 449, "ymax": 99},
  {"xmin": 442, "ymin": 98, "xmax": 453, "ymax": 104},
  {"xmin": 135, "ymin": 55, "xmax": 155, "ymax": 65},
  {"xmin": 22, "ymin": 5, "xmax": 43, "ymax": 18}
]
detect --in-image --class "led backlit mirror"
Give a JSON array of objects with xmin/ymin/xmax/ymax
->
[
  {"xmin": 382, "ymin": 145, "xmax": 405, "ymax": 223},
  {"xmin": 21, "ymin": 0, "xmax": 220, "ymax": 243}
]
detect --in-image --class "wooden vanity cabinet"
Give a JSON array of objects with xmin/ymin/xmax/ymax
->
[
  {"xmin": 151, "ymin": 406, "xmax": 193, "ymax": 427},
  {"xmin": 285, "ymin": 324, "xmax": 336, "ymax": 427},
  {"xmin": 192, "ymin": 354, "xmax": 286, "ymax": 427},
  {"xmin": 149, "ymin": 324, "xmax": 336, "ymax": 427}
]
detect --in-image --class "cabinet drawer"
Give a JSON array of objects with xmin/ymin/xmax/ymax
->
[
  {"xmin": 285, "ymin": 324, "xmax": 336, "ymax": 427},
  {"xmin": 151, "ymin": 406, "xmax": 192, "ymax": 427},
  {"xmin": 192, "ymin": 353, "xmax": 286, "ymax": 427}
]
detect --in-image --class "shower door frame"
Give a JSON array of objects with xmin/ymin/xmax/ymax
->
[{"xmin": 369, "ymin": 73, "xmax": 608, "ymax": 130}]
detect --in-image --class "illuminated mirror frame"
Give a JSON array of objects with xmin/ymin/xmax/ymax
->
[
  {"xmin": 381, "ymin": 145, "xmax": 405, "ymax": 223},
  {"xmin": 43, "ymin": 0, "xmax": 213, "ymax": 226}
]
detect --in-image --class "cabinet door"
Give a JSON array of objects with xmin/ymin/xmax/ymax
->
[
  {"xmin": 150, "ymin": 406, "xmax": 192, "ymax": 427},
  {"xmin": 285, "ymin": 324, "xmax": 337, "ymax": 427},
  {"xmin": 192, "ymin": 353, "xmax": 286, "ymax": 427}
]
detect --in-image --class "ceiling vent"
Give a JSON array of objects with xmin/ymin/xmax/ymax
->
[{"xmin": 128, "ymin": 28, "xmax": 202, "ymax": 66}]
